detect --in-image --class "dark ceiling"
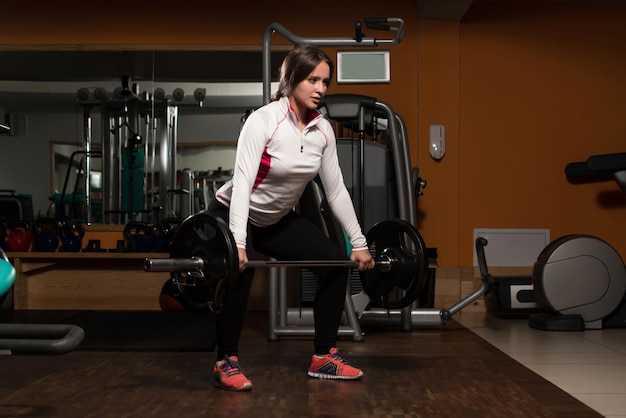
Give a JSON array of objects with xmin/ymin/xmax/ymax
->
[
  {"xmin": 0, "ymin": 50, "xmax": 288, "ymax": 83},
  {"xmin": 0, "ymin": 50, "xmax": 290, "ymax": 112}
]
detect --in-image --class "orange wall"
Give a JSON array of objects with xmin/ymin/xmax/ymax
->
[
  {"xmin": 3, "ymin": 1, "xmax": 626, "ymax": 268},
  {"xmin": 417, "ymin": 20, "xmax": 462, "ymax": 267},
  {"xmin": 415, "ymin": 2, "xmax": 626, "ymax": 267},
  {"xmin": 456, "ymin": 2, "xmax": 626, "ymax": 267}
]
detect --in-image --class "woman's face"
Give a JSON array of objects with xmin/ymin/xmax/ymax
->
[{"xmin": 290, "ymin": 61, "xmax": 331, "ymax": 111}]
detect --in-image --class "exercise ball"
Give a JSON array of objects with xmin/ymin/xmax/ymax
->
[{"xmin": 0, "ymin": 257, "xmax": 15, "ymax": 296}]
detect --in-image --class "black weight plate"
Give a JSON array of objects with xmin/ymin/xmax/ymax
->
[
  {"xmin": 168, "ymin": 212, "xmax": 239, "ymax": 314},
  {"xmin": 360, "ymin": 219, "xmax": 428, "ymax": 309}
]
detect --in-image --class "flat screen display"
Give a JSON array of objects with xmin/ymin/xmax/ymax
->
[{"xmin": 337, "ymin": 51, "xmax": 390, "ymax": 84}]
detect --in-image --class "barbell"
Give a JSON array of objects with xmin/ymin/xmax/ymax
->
[
  {"xmin": 145, "ymin": 257, "xmax": 394, "ymax": 272},
  {"xmin": 144, "ymin": 212, "xmax": 428, "ymax": 314}
]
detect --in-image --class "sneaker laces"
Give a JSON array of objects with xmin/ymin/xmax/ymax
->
[
  {"xmin": 220, "ymin": 356, "xmax": 247, "ymax": 377},
  {"xmin": 327, "ymin": 348, "xmax": 351, "ymax": 365}
]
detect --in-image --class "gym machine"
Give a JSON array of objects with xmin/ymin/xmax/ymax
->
[
  {"xmin": 272, "ymin": 94, "xmax": 429, "ymax": 341},
  {"xmin": 73, "ymin": 79, "xmax": 181, "ymax": 225},
  {"xmin": 529, "ymin": 151, "xmax": 626, "ymax": 331},
  {"xmin": 69, "ymin": 77, "xmax": 215, "ymax": 225},
  {"xmin": 260, "ymin": 19, "xmax": 428, "ymax": 340}
]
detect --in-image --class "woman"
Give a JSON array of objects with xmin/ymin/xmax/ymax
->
[{"xmin": 208, "ymin": 44, "xmax": 374, "ymax": 391}]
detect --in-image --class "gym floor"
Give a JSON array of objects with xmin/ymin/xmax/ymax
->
[
  {"xmin": 456, "ymin": 312, "xmax": 626, "ymax": 418},
  {"xmin": 0, "ymin": 310, "xmax": 616, "ymax": 417}
]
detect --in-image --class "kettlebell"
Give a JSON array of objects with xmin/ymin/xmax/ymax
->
[
  {"xmin": 60, "ymin": 221, "xmax": 85, "ymax": 252},
  {"xmin": 124, "ymin": 222, "xmax": 153, "ymax": 252},
  {"xmin": 33, "ymin": 218, "xmax": 61, "ymax": 252},
  {"xmin": 5, "ymin": 221, "xmax": 33, "ymax": 252}
]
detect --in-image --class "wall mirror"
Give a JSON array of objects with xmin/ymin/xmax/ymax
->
[{"xmin": 0, "ymin": 49, "xmax": 286, "ymax": 224}]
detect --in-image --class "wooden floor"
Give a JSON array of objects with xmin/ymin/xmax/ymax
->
[{"xmin": 0, "ymin": 312, "xmax": 602, "ymax": 418}]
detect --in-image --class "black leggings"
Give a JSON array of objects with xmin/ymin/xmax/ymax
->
[{"xmin": 207, "ymin": 199, "xmax": 349, "ymax": 359}]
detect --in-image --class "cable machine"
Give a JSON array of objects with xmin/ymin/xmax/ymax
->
[
  {"xmin": 258, "ymin": 19, "xmax": 432, "ymax": 341},
  {"xmin": 73, "ymin": 78, "xmax": 183, "ymax": 225}
]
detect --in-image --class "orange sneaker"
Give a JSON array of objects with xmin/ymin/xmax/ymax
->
[
  {"xmin": 213, "ymin": 356, "xmax": 253, "ymax": 391},
  {"xmin": 308, "ymin": 348, "xmax": 363, "ymax": 380}
]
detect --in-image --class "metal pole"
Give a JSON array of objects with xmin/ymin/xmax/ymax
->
[
  {"xmin": 83, "ymin": 106, "xmax": 93, "ymax": 224},
  {"xmin": 180, "ymin": 168, "xmax": 194, "ymax": 218},
  {"xmin": 102, "ymin": 108, "xmax": 119, "ymax": 224},
  {"xmin": 358, "ymin": 106, "xmax": 365, "ymax": 223},
  {"xmin": 143, "ymin": 112, "xmax": 150, "ymax": 223}
]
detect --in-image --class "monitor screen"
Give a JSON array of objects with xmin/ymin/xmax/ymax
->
[{"xmin": 337, "ymin": 51, "xmax": 390, "ymax": 84}]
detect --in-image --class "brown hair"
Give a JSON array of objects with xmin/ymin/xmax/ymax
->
[{"xmin": 269, "ymin": 44, "xmax": 334, "ymax": 103}]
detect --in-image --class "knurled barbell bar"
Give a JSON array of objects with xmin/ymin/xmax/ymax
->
[
  {"xmin": 145, "ymin": 256, "xmax": 394, "ymax": 273},
  {"xmin": 144, "ymin": 212, "xmax": 428, "ymax": 315}
]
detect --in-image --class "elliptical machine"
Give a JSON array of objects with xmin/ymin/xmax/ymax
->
[{"xmin": 529, "ymin": 152, "xmax": 626, "ymax": 331}]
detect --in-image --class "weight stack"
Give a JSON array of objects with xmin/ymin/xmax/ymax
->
[
  {"xmin": 121, "ymin": 148, "xmax": 145, "ymax": 213},
  {"xmin": 336, "ymin": 140, "xmax": 395, "ymax": 232}
]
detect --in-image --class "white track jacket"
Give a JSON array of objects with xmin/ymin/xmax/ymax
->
[{"xmin": 216, "ymin": 96, "xmax": 368, "ymax": 252}]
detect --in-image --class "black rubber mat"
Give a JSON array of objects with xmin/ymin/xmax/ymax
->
[{"xmin": 1, "ymin": 310, "xmax": 216, "ymax": 352}]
